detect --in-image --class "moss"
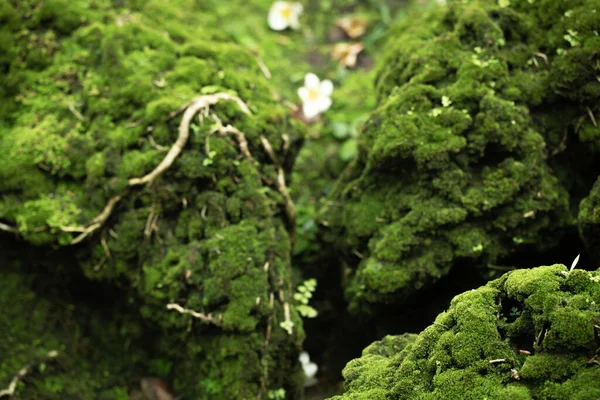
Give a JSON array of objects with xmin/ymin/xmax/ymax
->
[
  {"xmin": 0, "ymin": 255, "xmax": 149, "ymax": 400},
  {"xmin": 332, "ymin": 265, "xmax": 600, "ymax": 399},
  {"xmin": 321, "ymin": 0, "xmax": 599, "ymax": 312},
  {"xmin": 0, "ymin": 0, "xmax": 306, "ymax": 398}
]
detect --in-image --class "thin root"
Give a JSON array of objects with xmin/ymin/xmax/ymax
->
[
  {"xmin": 0, "ymin": 350, "xmax": 59, "ymax": 398},
  {"xmin": 58, "ymin": 93, "xmax": 250, "ymax": 245},
  {"xmin": 166, "ymin": 303, "xmax": 222, "ymax": 326},
  {"xmin": 129, "ymin": 93, "xmax": 250, "ymax": 187}
]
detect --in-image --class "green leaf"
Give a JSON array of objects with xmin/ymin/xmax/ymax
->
[{"xmin": 339, "ymin": 139, "xmax": 358, "ymax": 161}]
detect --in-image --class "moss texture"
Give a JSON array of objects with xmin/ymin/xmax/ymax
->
[
  {"xmin": 331, "ymin": 264, "xmax": 600, "ymax": 399},
  {"xmin": 320, "ymin": 0, "xmax": 600, "ymax": 312},
  {"xmin": 0, "ymin": 255, "xmax": 147, "ymax": 399},
  {"xmin": 0, "ymin": 0, "xmax": 307, "ymax": 398}
]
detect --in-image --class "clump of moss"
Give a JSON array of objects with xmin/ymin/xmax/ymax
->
[
  {"xmin": 332, "ymin": 264, "xmax": 600, "ymax": 399},
  {"xmin": 0, "ymin": 256, "xmax": 148, "ymax": 400},
  {"xmin": 0, "ymin": 0, "xmax": 306, "ymax": 398},
  {"xmin": 321, "ymin": 0, "xmax": 600, "ymax": 312}
]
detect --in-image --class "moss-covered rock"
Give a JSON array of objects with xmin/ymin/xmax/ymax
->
[
  {"xmin": 321, "ymin": 0, "xmax": 600, "ymax": 312},
  {"xmin": 0, "ymin": 0, "xmax": 306, "ymax": 398},
  {"xmin": 0, "ymin": 255, "xmax": 147, "ymax": 400},
  {"xmin": 331, "ymin": 264, "xmax": 600, "ymax": 399}
]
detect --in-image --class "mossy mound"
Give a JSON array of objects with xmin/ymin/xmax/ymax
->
[
  {"xmin": 1, "ymin": 0, "xmax": 306, "ymax": 398},
  {"xmin": 331, "ymin": 264, "xmax": 600, "ymax": 399},
  {"xmin": 0, "ymin": 256, "xmax": 147, "ymax": 400},
  {"xmin": 321, "ymin": 0, "xmax": 600, "ymax": 312}
]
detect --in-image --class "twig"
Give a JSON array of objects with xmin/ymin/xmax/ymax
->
[
  {"xmin": 489, "ymin": 359, "xmax": 507, "ymax": 365},
  {"xmin": 166, "ymin": 303, "xmax": 222, "ymax": 326},
  {"xmin": 0, "ymin": 350, "xmax": 58, "ymax": 398}
]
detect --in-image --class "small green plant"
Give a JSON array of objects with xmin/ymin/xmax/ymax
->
[
  {"xmin": 294, "ymin": 279, "xmax": 318, "ymax": 318},
  {"xmin": 268, "ymin": 388, "xmax": 286, "ymax": 399}
]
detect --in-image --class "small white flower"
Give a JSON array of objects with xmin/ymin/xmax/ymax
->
[
  {"xmin": 298, "ymin": 73, "xmax": 333, "ymax": 120},
  {"xmin": 299, "ymin": 351, "xmax": 318, "ymax": 387},
  {"xmin": 268, "ymin": 1, "xmax": 303, "ymax": 31}
]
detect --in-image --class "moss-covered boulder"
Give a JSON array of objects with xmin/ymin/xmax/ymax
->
[
  {"xmin": 0, "ymin": 254, "xmax": 148, "ymax": 400},
  {"xmin": 0, "ymin": 0, "xmax": 306, "ymax": 398},
  {"xmin": 331, "ymin": 264, "xmax": 600, "ymax": 399},
  {"xmin": 321, "ymin": 0, "xmax": 600, "ymax": 312}
]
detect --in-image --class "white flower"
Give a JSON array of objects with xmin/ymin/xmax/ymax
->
[
  {"xmin": 298, "ymin": 73, "xmax": 333, "ymax": 120},
  {"xmin": 268, "ymin": 2, "xmax": 303, "ymax": 31},
  {"xmin": 299, "ymin": 351, "xmax": 318, "ymax": 387}
]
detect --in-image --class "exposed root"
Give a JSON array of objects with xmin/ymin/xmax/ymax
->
[
  {"xmin": 130, "ymin": 93, "xmax": 250, "ymax": 187},
  {"xmin": 58, "ymin": 93, "xmax": 250, "ymax": 245},
  {"xmin": 0, "ymin": 350, "xmax": 59, "ymax": 398},
  {"xmin": 276, "ymin": 168, "xmax": 296, "ymax": 223},
  {"xmin": 144, "ymin": 207, "xmax": 159, "ymax": 240},
  {"xmin": 210, "ymin": 113, "xmax": 255, "ymax": 162},
  {"xmin": 257, "ymin": 291, "xmax": 276, "ymax": 400},
  {"xmin": 259, "ymin": 135, "xmax": 296, "ymax": 226},
  {"xmin": 67, "ymin": 102, "xmax": 87, "ymax": 121},
  {"xmin": 166, "ymin": 303, "xmax": 222, "ymax": 326},
  {"xmin": 61, "ymin": 194, "xmax": 125, "ymax": 245},
  {"xmin": 9, "ymin": 93, "xmax": 256, "ymax": 246}
]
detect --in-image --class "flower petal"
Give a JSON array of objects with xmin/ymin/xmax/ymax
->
[
  {"xmin": 293, "ymin": 2, "xmax": 303, "ymax": 14},
  {"xmin": 303, "ymin": 361, "xmax": 318, "ymax": 379},
  {"xmin": 320, "ymin": 79, "xmax": 333, "ymax": 97},
  {"xmin": 289, "ymin": 2, "xmax": 303, "ymax": 29},
  {"xmin": 303, "ymin": 102, "xmax": 320, "ymax": 119},
  {"xmin": 289, "ymin": 14, "xmax": 301, "ymax": 30},
  {"xmin": 298, "ymin": 87, "xmax": 309, "ymax": 103},
  {"xmin": 268, "ymin": 2, "xmax": 289, "ymax": 31},
  {"xmin": 304, "ymin": 73, "xmax": 320, "ymax": 88},
  {"xmin": 316, "ymin": 96, "xmax": 332, "ymax": 113},
  {"xmin": 299, "ymin": 351, "xmax": 310, "ymax": 365}
]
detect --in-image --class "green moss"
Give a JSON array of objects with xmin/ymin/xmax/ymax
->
[
  {"xmin": 321, "ymin": 0, "xmax": 599, "ymax": 312},
  {"xmin": 332, "ymin": 265, "xmax": 600, "ymax": 399},
  {"xmin": 0, "ymin": 259, "xmax": 148, "ymax": 400},
  {"xmin": 0, "ymin": 0, "xmax": 307, "ymax": 398}
]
